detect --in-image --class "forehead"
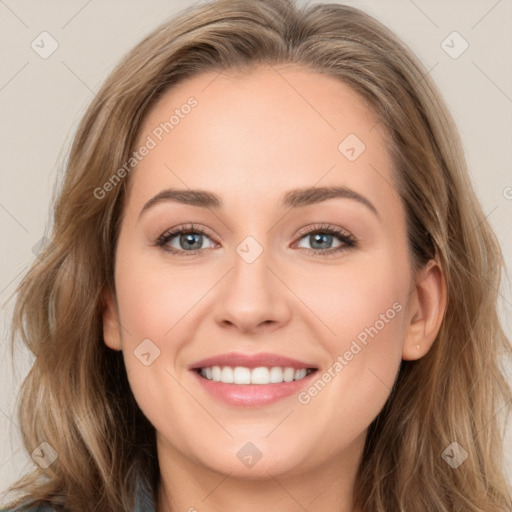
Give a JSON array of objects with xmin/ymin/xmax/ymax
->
[{"xmin": 127, "ymin": 64, "xmax": 396, "ymax": 212}]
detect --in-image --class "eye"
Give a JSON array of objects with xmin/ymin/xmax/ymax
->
[
  {"xmin": 293, "ymin": 223, "xmax": 357, "ymax": 257},
  {"xmin": 155, "ymin": 223, "xmax": 217, "ymax": 256}
]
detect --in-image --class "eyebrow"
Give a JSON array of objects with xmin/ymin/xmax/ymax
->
[{"xmin": 138, "ymin": 185, "xmax": 379, "ymax": 219}]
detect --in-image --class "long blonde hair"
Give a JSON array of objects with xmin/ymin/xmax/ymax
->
[{"xmin": 3, "ymin": 1, "xmax": 511, "ymax": 510}]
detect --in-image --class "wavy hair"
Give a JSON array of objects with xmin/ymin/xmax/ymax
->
[{"xmin": 2, "ymin": 0, "xmax": 511, "ymax": 510}]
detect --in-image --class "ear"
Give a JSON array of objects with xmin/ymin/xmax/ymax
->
[
  {"xmin": 402, "ymin": 259, "xmax": 446, "ymax": 361},
  {"xmin": 101, "ymin": 287, "xmax": 123, "ymax": 351}
]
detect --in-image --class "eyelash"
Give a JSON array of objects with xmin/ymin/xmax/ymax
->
[{"xmin": 155, "ymin": 222, "xmax": 358, "ymax": 258}]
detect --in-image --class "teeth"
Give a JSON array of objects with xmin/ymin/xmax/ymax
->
[
  {"xmin": 269, "ymin": 367, "xmax": 283, "ymax": 383},
  {"xmin": 295, "ymin": 368, "xmax": 307, "ymax": 380},
  {"xmin": 212, "ymin": 366, "xmax": 221, "ymax": 382},
  {"xmin": 198, "ymin": 366, "xmax": 314, "ymax": 384},
  {"xmin": 283, "ymin": 367, "xmax": 295, "ymax": 382},
  {"xmin": 221, "ymin": 366, "xmax": 234, "ymax": 383},
  {"xmin": 233, "ymin": 366, "xmax": 251, "ymax": 384}
]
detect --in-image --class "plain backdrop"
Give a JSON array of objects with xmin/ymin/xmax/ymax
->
[{"xmin": 1, "ymin": 0, "xmax": 511, "ymax": 501}]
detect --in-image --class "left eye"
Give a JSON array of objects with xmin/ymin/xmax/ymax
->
[{"xmin": 296, "ymin": 231, "xmax": 343, "ymax": 251}]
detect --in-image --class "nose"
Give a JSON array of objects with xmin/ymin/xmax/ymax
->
[{"xmin": 213, "ymin": 245, "xmax": 292, "ymax": 335}]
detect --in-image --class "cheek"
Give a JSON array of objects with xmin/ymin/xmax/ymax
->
[
  {"xmin": 293, "ymin": 252, "xmax": 408, "ymax": 425},
  {"xmin": 114, "ymin": 250, "xmax": 208, "ymax": 342},
  {"xmin": 300, "ymin": 252, "xmax": 407, "ymax": 353},
  {"xmin": 112, "ymin": 247, "xmax": 224, "ymax": 413},
  {"xmin": 112, "ymin": 250, "xmax": 203, "ymax": 440}
]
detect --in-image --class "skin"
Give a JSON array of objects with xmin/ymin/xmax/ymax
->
[{"xmin": 102, "ymin": 64, "xmax": 446, "ymax": 512}]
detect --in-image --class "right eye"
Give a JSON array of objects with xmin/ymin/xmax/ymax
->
[{"xmin": 155, "ymin": 223, "xmax": 218, "ymax": 256}]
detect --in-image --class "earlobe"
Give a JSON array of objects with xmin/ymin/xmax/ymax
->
[
  {"xmin": 101, "ymin": 287, "xmax": 123, "ymax": 351},
  {"xmin": 402, "ymin": 260, "xmax": 447, "ymax": 361}
]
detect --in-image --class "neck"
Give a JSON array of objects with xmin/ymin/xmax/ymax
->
[{"xmin": 155, "ymin": 432, "xmax": 365, "ymax": 512}]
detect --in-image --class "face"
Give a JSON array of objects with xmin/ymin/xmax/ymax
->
[{"xmin": 103, "ymin": 64, "xmax": 434, "ymax": 479}]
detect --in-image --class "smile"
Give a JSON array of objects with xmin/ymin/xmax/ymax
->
[{"xmin": 197, "ymin": 366, "xmax": 316, "ymax": 385}]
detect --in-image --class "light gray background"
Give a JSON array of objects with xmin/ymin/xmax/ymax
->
[{"xmin": 1, "ymin": 0, "xmax": 511, "ymax": 501}]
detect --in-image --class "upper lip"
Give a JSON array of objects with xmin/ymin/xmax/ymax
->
[{"xmin": 189, "ymin": 352, "xmax": 318, "ymax": 370}]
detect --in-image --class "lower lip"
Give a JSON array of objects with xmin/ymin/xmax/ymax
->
[{"xmin": 191, "ymin": 370, "xmax": 318, "ymax": 407}]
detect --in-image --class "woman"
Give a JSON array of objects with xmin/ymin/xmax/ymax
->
[{"xmin": 2, "ymin": 0, "xmax": 511, "ymax": 511}]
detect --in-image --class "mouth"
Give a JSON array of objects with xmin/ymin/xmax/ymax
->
[
  {"xmin": 189, "ymin": 351, "xmax": 320, "ymax": 406},
  {"xmin": 195, "ymin": 365, "xmax": 317, "ymax": 385}
]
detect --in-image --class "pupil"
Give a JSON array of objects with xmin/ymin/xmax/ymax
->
[{"xmin": 311, "ymin": 233, "xmax": 332, "ymax": 249}]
